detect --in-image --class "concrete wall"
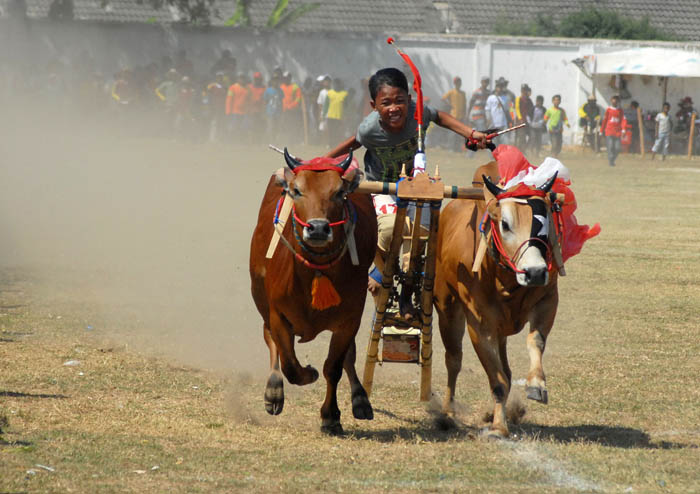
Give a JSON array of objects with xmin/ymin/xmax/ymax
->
[{"xmin": 3, "ymin": 19, "xmax": 700, "ymax": 143}]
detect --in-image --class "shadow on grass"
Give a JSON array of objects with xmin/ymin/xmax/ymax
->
[
  {"xmin": 0, "ymin": 391, "xmax": 69, "ymax": 399},
  {"xmin": 0, "ymin": 438, "xmax": 32, "ymax": 448},
  {"xmin": 348, "ymin": 409, "xmax": 478, "ymax": 443},
  {"xmin": 516, "ymin": 423, "xmax": 695, "ymax": 450}
]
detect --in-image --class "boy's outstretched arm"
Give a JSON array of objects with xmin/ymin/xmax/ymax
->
[
  {"xmin": 435, "ymin": 111, "xmax": 488, "ymax": 148},
  {"xmin": 325, "ymin": 135, "xmax": 362, "ymax": 158}
]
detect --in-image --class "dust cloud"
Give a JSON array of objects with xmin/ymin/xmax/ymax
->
[{"xmin": 0, "ymin": 95, "xmax": 292, "ymax": 375}]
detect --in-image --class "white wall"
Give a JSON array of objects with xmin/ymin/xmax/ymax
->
[{"xmin": 3, "ymin": 19, "xmax": 700, "ymax": 143}]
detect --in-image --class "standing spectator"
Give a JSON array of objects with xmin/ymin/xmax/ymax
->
[
  {"xmin": 441, "ymin": 76, "xmax": 467, "ymax": 152},
  {"xmin": 496, "ymin": 77, "xmax": 515, "ymax": 125},
  {"xmin": 544, "ymin": 94, "xmax": 569, "ymax": 158},
  {"xmin": 530, "ymin": 95, "xmax": 546, "ymax": 157},
  {"xmin": 485, "ymin": 81, "xmax": 512, "ymax": 144},
  {"xmin": 325, "ymin": 78, "xmax": 348, "ymax": 149},
  {"xmin": 578, "ymin": 95, "xmax": 602, "ymax": 151},
  {"xmin": 515, "ymin": 83, "xmax": 533, "ymax": 151},
  {"xmin": 624, "ymin": 100, "xmax": 641, "ymax": 153},
  {"xmin": 155, "ymin": 68, "xmax": 179, "ymax": 108},
  {"xmin": 155, "ymin": 68, "xmax": 179, "ymax": 131},
  {"xmin": 600, "ymin": 94, "xmax": 626, "ymax": 167},
  {"xmin": 174, "ymin": 76, "xmax": 195, "ymax": 139},
  {"xmin": 316, "ymin": 75, "xmax": 331, "ymax": 141},
  {"xmin": 468, "ymin": 76, "xmax": 490, "ymax": 130},
  {"xmin": 202, "ymin": 71, "xmax": 227, "ymax": 142},
  {"xmin": 248, "ymin": 72, "xmax": 266, "ymax": 141},
  {"xmin": 264, "ymin": 76, "xmax": 283, "ymax": 142},
  {"xmin": 226, "ymin": 73, "xmax": 250, "ymax": 141},
  {"xmin": 651, "ymin": 102, "xmax": 672, "ymax": 161},
  {"xmin": 280, "ymin": 72, "xmax": 302, "ymax": 142}
]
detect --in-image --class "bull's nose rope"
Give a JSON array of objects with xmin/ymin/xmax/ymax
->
[
  {"xmin": 481, "ymin": 207, "xmax": 556, "ymax": 275},
  {"xmin": 272, "ymin": 195, "xmax": 357, "ymax": 271}
]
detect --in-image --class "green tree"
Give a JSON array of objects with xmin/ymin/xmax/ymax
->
[
  {"xmin": 495, "ymin": 7, "xmax": 679, "ymax": 41},
  {"xmin": 225, "ymin": 0, "xmax": 320, "ymax": 29}
]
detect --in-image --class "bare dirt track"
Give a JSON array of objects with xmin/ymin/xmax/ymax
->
[{"xmin": 1, "ymin": 106, "xmax": 699, "ymax": 493}]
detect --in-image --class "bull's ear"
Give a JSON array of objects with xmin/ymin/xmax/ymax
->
[
  {"xmin": 342, "ymin": 167, "xmax": 364, "ymax": 193},
  {"xmin": 274, "ymin": 167, "xmax": 295, "ymax": 190}
]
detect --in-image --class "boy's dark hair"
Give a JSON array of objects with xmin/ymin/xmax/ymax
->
[
  {"xmin": 536, "ymin": 95, "xmax": 544, "ymax": 102},
  {"xmin": 552, "ymin": 94, "xmax": 561, "ymax": 100},
  {"xmin": 611, "ymin": 94, "xmax": 620, "ymax": 101},
  {"xmin": 663, "ymin": 102, "xmax": 671, "ymax": 108},
  {"xmin": 368, "ymin": 68, "xmax": 408, "ymax": 100},
  {"xmin": 631, "ymin": 100, "xmax": 639, "ymax": 108}
]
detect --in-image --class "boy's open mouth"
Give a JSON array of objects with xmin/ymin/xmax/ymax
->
[{"xmin": 388, "ymin": 112, "xmax": 403, "ymax": 124}]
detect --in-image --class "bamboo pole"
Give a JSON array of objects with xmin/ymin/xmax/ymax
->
[
  {"xmin": 688, "ymin": 112, "xmax": 696, "ymax": 159},
  {"xmin": 355, "ymin": 181, "xmax": 483, "ymax": 200},
  {"xmin": 637, "ymin": 106, "xmax": 645, "ymax": 157},
  {"xmin": 418, "ymin": 202, "xmax": 441, "ymax": 401},
  {"xmin": 362, "ymin": 203, "xmax": 409, "ymax": 397},
  {"xmin": 400, "ymin": 202, "xmax": 425, "ymax": 316}
]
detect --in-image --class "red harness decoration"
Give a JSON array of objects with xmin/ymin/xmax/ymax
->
[
  {"xmin": 484, "ymin": 185, "xmax": 557, "ymax": 274},
  {"xmin": 275, "ymin": 155, "xmax": 357, "ymax": 311},
  {"xmin": 291, "ymin": 155, "xmax": 357, "ymax": 175},
  {"xmin": 292, "ymin": 203, "xmax": 349, "ymax": 229}
]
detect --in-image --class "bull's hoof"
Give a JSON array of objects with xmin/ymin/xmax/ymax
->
[
  {"xmin": 264, "ymin": 372, "xmax": 284, "ymax": 415},
  {"xmin": 526, "ymin": 386, "xmax": 548, "ymax": 404},
  {"xmin": 303, "ymin": 365, "xmax": 319, "ymax": 385},
  {"xmin": 434, "ymin": 414, "xmax": 457, "ymax": 431},
  {"xmin": 351, "ymin": 389, "xmax": 373, "ymax": 420},
  {"xmin": 321, "ymin": 420, "xmax": 344, "ymax": 436},
  {"xmin": 479, "ymin": 426, "xmax": 509, "ymax": 441}
]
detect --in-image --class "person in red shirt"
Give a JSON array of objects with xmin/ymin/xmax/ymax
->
[
  {"xmin": 226, "ymin": 73, "xmax": 250, "ymax": 140},
  {"xmin": 248, "ymin": 71, "xmax": 266, "ymax": 141},
  {"xmin": 600, "ymin": 94, "xmax": 626, "ymax": 167}
]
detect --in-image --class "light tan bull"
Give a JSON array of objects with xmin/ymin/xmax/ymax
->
[{"xmin": 434, "ymin": 161, "xmax": 560, "ymax": 438}]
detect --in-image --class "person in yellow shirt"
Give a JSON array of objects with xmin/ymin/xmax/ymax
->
[
  {"xmin": 325, "ymin": 78, "xmax": 348, "ymax": 148},
  {"xmin": 441, "ymin": 76, "xmax": 467, "ymax": 151}
]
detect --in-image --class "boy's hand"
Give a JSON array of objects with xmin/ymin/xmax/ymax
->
[
  {"xmin": 470, "ymin": 130, "xmax": 489, "ymax": 149},
  {"xmin": 465, "ymin": 130, "xmax": 495, "ymax": 151}
]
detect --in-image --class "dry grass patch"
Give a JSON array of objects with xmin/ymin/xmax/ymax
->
[{"xmin": 1, "ymin": 133, "xmax": 699, "ymax": 493}]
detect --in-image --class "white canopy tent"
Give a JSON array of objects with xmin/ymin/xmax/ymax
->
[
  {"xmin": 592, "ymin": 47, "xmax": 700, "ymax": 78},
  {"xmin": 582, "ymin": 47, "xmax": 700, "ymax": 108},
  {"xmin": 582, "ymin": 47, "xmax": 700, "ymax": 155}
]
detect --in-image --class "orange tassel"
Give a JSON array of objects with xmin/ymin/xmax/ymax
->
[{"xmin": 311, "ymin": 272, "xmax": 341, "ymax": 310}]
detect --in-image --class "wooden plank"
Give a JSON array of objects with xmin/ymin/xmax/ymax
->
[
  {"xmin": 362, "ymin": 204, "xmax": 409, "ymax": 397},
  {"xmin": 265, "ymin": 194, "xmax": 293, "ymax": 259},
  {"xmin": 637, "ymin": 106, "xmax": 645, "ymax": 157},
  {"xmin": 688, "ymin": 112, "xmax": 696, "ymax": 159}
]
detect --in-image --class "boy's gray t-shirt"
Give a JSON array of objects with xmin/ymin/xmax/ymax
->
[{"xmin": 356, "ymin": 101, "xmax": 439, "ymax": 182}]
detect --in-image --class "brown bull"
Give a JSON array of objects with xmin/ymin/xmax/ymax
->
[
  {"xmin": 434, "ymin": 161, "xmax": 560, "ymax": 438},
  {"xmin": 249, "ymin": 150, "xmax": 377, "ymax": 434}
]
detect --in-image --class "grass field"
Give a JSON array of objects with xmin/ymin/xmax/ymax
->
[{"xmin": 1, "ymin": 120, "xmax": 699, "ymax": 492}]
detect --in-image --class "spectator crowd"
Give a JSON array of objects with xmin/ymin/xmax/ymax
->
[{"xmin": 3, "ymin": 48, "xmax": 700, "ymax": 164}]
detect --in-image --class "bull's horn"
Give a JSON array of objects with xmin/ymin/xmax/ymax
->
[
  {"xmin": 339, "ymin": 150, "xmax": 353, "ymax": 171},
  {"xmin": 283, "ymin": 147, "xmax": 302, "ymax": 170},
  {"xmin": 483, "ymin": 175, "xmax": 504, "ymax": 197},
  {"xmin": 538, "ymin": 171, "xmax": 559, "ymax": 193}
]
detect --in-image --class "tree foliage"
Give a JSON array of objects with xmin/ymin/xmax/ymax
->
[
  {"xmin": 495, "ymin": 7, "xmax": 679, "ymax": 41},
  {"xmin": 225, "ymin": 0, "xmax": 320, "ymax": 29}
]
